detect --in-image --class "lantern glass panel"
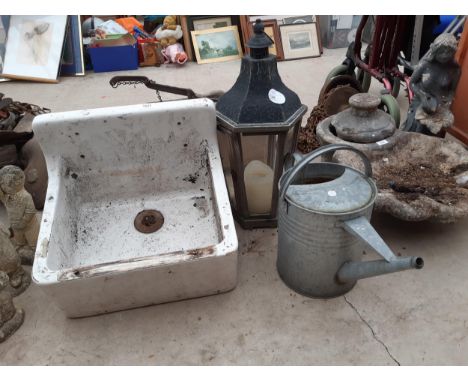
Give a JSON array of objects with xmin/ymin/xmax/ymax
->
[
  {"xmin": 284, "ymin": 123, "xmax": 298, "ymax": 156},
  {"xmin": 240, "ymin": 133, "xmax": 282, "ymax": 216}
]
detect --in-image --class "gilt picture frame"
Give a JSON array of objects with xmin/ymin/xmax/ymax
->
[
  {"xmin": 191, "ymin": 26, "xmax": 243, "ymax": 64},
  {"xmin": 2, "ymin": 15, "xmax": 67, "ymax": 83}
]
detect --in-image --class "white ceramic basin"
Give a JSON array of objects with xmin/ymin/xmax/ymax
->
[{"xmin": 32, "ymin": 99, "xmax": 238, "ymax": 318}]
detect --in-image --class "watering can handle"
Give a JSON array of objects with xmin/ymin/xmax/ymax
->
[{"xmin": 279, "ymin": 144, "xmax": 372, "ymax": 201}]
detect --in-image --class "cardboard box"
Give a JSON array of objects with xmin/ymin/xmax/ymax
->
[{"xmin": 88, "ymin": 34, "xmax": 139, "ymax": 73}]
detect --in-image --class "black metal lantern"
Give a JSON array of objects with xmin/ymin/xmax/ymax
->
[{"xmin": 216, "ymin": 19, "xmax": 307, "ymax": 229}]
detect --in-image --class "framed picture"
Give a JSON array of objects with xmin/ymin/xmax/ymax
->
[
  {"xmin": 191, "ymin": 26, "xmax": 243, "ymax": 64},
  {"xmin": 279, "ymin": 22, "xmax": 321, "ymax": 60},
  {"xmin": 193, "ymin": 16, "xmax": 232, "ymax": 31},
  {"xmin": 248, "ymin": 15, "xmax": 288, "ymax": 23},
  {"xmin": 2, "ymin": 15, "xmax": 67, "ymax": 83},
  {"xmin": 283, "ymin": 15, "xmax": 316, "ymax": 25},
  {"xmin": 182, "ymin": 16, "xmax": 242, "ymax": 62},
  {"xmin": 243, "ymin": 18, "xmax": 284, "ymax": 60},
  {"xmin": 179, "ymin": 16, "xmax": 194, "ymax": 61},
  {"xmin": 60, "ymin": 15, "xmax": 85, "ymax": 76}
]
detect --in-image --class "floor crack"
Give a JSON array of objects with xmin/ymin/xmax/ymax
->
[{"xmin": 343, "ymin": 295, "xmax": 400, "ymax": 366}]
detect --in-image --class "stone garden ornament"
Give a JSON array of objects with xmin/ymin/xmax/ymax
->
[
  {"xmin": 0, "ymin": 225, "xmax": 30, "ymax": 296},
  {"xmin": 404, "ymin": 33, "xmax": 461, "ymax": 136},
  {"xmin": 0, "ymin": 165, "xmax": 40, "ymax": 264},
  {"xmin": 0, "ymin": 271, "xmax": 25, "ymax": 343}
]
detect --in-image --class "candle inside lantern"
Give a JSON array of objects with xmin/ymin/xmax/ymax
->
[{"xmin": 244, "ymin": 160, "xmax": 274, "ymax": 214}]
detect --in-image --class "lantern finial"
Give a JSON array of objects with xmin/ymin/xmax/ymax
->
[{"xmin": 247, "ymin": 19, "xmax": 273, "ymax": 59}]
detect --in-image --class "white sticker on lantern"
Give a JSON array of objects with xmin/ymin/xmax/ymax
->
[
  {"xmin": 268, "ymin": 89, "xmax": 286, "ymax": 104},
  {"xmin": 328, "ymin": 190, "xmax": 337, "ymax": 197}
]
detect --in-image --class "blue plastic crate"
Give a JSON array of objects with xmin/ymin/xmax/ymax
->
[{"xmin": 88, "ymin": 43, "xmax": 139, "ymax": 73}]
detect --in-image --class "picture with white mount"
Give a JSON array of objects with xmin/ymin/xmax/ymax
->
[
  {"xmin": 280, "ymin": 22, "xmax": 320, "ymax": 60},
  {"xmin": 1, "ymin": 15, "xmax": 67, "ymax": 82}
]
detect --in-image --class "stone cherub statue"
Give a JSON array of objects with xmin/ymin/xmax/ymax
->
[
  {"xmin": 0, "ymin": 271, "xmax": 25, "ymax": 343},
  {"xmin": 0, "ymin": 165, "xmax": 40, "ymax": 265},
  {"xmin": 0, "ymin": 225, "xmax": 31, "ymax": 296},
  {"xmin": 404, "ymin": 33, "xmax": 461, "ymax": 136}
]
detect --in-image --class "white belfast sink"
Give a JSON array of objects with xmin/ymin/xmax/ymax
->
[{"xmin": 32, "ymin": 99, "xmax": 238, "ymax": 318}]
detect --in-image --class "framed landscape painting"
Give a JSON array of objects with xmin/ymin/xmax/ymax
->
[
  {"xmin": 2, "ymin": 15, "xmax": 67, "ymax": 82},
  {"xmin": 191, "ymin": 26, "xmax": 242, "ymax": 64},
  {"xmin": 279, "ymin": 22, "xmax": 321, "ymax": 60}
]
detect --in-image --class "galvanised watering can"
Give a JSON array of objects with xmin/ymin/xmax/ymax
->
[{"xmin": 277, "ymin": 144, "xmax": 424, "ymax": 298}]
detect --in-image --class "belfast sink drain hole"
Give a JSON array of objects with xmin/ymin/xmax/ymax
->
[{"xmin": 134, "ymin": 209, "xmax": 165, "ymax": 234}]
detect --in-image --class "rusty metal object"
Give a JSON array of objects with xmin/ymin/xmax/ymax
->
[
  {"xmin": 110, "ymin": 75, "xmax": 197, "ymax": 101},
  {"xmin": 0, "ymin": 94, "xmax": 50, "ymax": 209},
  {"xmin": 318, "ymin": 74, "xmax": 362, "ymax": 102},
  {"xmin": 0, "ymin": 93, "xmax": 50, "ymax": 117},
  {"xmin": 109, "ymin": 75, "xmax": 224, "ymax": 102},
  {"xmin": 298, "ymin": 73, "xmax": 362, "ymax": 154},
  {"xmin": 7, "ymin": 101, "xmax": 50, "ymax": 116},
  {"xmin": 134, "ymin": 209, "xmax": 165, "ymax": 234},
  {"xmin": 297, "ymin": 84, "xmax": 359, "ymax": 154},
  {"xmin": 322, "ymin": 84, "xmax": 360, "ymax": 116}
]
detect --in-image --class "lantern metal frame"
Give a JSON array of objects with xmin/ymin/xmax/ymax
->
[
  {"xmin": 216, "ymin": 19, "xmax": 307, "ymax": 229},
  {"xmin": 217, "ymin": 107, "xmax": 306, "ymax": 229}
]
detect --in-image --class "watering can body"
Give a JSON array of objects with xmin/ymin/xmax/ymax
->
[{"xmin": 277, "ymin": 144, "xmax": 423, "ymax": 298}]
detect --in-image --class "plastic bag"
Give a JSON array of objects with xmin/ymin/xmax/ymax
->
[{"xmin": 95, "ymin": 20, "xmax": 127, "ymax": 36}]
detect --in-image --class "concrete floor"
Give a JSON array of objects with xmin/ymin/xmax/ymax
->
[{"xmin": 1, "ymin": 48, "xmax": 468, "ymax": 365}]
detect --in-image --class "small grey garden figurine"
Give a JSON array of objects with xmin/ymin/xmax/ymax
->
[
  {"xmin": 0, "ymin": 271, "xmax": 25, "ymax": 343},
  {"xmin": 404, "ymin": 33, "xmax": 461, "ymax": 136},
  {"xmin": 0, "ymin": 225, "xmax": 31, "ymax": 296},
  {"xmin": 0, "ymin": 165, "xmax": 40, "ymax": 265}
]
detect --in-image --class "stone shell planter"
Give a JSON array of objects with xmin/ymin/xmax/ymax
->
[{"xmin": 322, "ymin": 131, "xmax": 468, "ymax": 223}]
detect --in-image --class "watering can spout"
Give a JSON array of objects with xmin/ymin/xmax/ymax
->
[
  {"xmin": 337, "ymin": 256, "xmax": 424, "ymax": 284},
  {"xmin": 336, "ymin": 216, "xmax": 424, "ymax": 284}
]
